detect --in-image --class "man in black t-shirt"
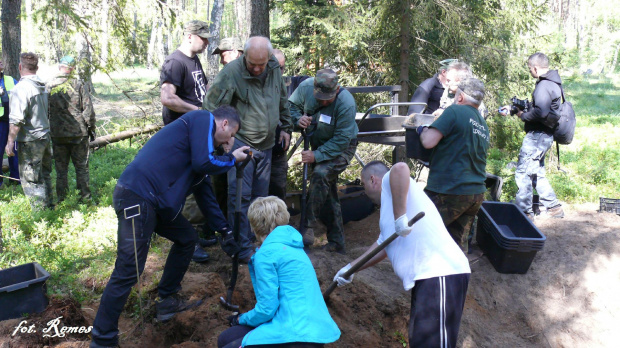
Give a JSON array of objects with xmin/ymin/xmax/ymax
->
[
  {"xmin": 160, "ymin": 20, "xmax": 210, "ymax": 125},
  {"xmin": 159, "ymin": 20, "xmax": 215, "ymax": 263}
]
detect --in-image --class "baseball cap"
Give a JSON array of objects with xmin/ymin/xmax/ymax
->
[
  {"xmin": 313, "ymin": 69, "xmax": 339, "ymax": 100},
  {"xmin": 184, "ymin": 20, "xmax": 211, "ymax": 39},
  {"xmin": 59, "ymin": 55, "xmax": 76, "ymax": 67},
  {"xmin": 439, "ymin": 58, "xmax": 458, "ymax": 71},
  {"xmin": 212, "ymin": 37, "xmax": 244, "ymax": 55},
  {"xmin": 457, "ymin": 77, "xmax": 485, "ymax": 103}
]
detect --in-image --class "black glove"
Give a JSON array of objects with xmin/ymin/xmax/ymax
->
[
  {"xmin": 219, "ymin": 227, "xmax": 241, "ymax": 257},
  {"xmin": 88, "ymin": 128, "xmax": 96, "ymax": 142},
  {"xmin": 227, "ymin": 312, "xmax": 241, "ymax": 327}
]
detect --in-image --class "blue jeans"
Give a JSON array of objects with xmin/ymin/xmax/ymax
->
[
  {"xmin": 91, "ymin": 184, "xmax": 197, "ymax": 346},
  {"xmin": 227, "ymin": 138, "xmax": 272, "ymax": 260},
  {"xmin": 515, "ymin": 131, "xmax": 560, "ymax": 214},
  {"xmin": 0, "ymin": 121, "xmax": 19, "ymax": 184}
]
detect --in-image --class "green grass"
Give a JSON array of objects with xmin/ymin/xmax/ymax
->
[{"xmin": 0, "ymin": 140, "xmax": 144, "ymax": 302}]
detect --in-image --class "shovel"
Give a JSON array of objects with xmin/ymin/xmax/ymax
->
[
  {"xmin": 220, "ymin": 150, "xmax": 253, "ymax": 312},
  {"xmin": 299, "ymin": 117, "xmax": 317, "ymax": 245},
  {"xmin": 323, "ymin": 211, "xmax": 425, "ymax": 301}
]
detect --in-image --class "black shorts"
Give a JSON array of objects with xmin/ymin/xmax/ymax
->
[{"xmin": 409, "ymin": 273, "xmax": 470, "ymax": 347}]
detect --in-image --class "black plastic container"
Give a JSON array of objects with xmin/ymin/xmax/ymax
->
[
  {"xmin": 404, "ymin": 127, "xmax": 433, "ymax": 161},
  {"xmin": 599, "ymin": 197, "xmax": 620, "ymax": 215},
  {"xmin": 476, "ymin": 202, "xmax": 546, "ymax": 274},
  {"xmin": 0, "ymin": 262, "xmax": 50, "ymax": 321}
]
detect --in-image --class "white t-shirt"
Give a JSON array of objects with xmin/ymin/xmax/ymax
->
[{"xmin": 378, "ymin": 170, "xmax": 471, "ymax": 290}]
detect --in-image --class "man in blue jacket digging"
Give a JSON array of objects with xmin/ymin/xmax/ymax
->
[{"xmin": 90, "ymin": 106, "xmax": 249, "ymax": 348}]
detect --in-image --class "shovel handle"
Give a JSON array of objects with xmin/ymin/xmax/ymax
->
[
  {"xmin": 323, "ymin": 211, "xmax": 425, "ymax": 300},
  {"xmin": 236, "ymin": 150, "xmax": 253, "ymax": 178}
]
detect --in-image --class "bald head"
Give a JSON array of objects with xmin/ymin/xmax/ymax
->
[
  {"xmin": 244, "ymin": 36, "xmax": 273, "ymax": 76},
  {"xmin": 273, "ymin": 49, "xmax": 285, "ymax": 73}
]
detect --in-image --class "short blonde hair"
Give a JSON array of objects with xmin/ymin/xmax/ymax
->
[{"xmin": 248, "ymin": 196, "xmax": 290, "ymax": 238}]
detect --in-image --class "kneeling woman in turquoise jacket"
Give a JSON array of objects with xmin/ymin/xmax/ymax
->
[{"xmin": 218, "ymin": 196, "xmax": 341, "ymax": 348}]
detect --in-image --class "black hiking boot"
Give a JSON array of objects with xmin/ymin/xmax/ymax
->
[
  {"xmin": 302, "ymin": 228, "xmax": 315, "ymax": 247},
  {"xmin": 321, "ymin": 242, "xmax": 346, "ymax": 255},
  {"xmin": 192, "ymin": 244, "xmax": 210, "ymax": 263},
  {"xmin": 155, "ymin": 294, "xmax": 203, "ymax": 322},
  {"xmin": 198, "ymin": 237, "xmax": 218, "ymax": 248}
]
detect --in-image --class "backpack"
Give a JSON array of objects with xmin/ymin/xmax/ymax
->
[
  {"xmin": 553, "ymin": 85, "xmax": 576, "ymax": 145},
  {"xmin": 553, "ymin": 85, "xmax": 576, "ymax": 171}
]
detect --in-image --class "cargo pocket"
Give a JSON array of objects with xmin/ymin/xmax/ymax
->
[{"xmin": 22, "ymin": 160, "xmax": 41, "ymax": 182}]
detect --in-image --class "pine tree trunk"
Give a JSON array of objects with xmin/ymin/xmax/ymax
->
[
  {"xmin": 206, "ymin": 0, "xmax": 225, "ymax": 76},
  {"xmin": 1, "ymin": 0, "xmax": 22, "ymax": 79},
  {"xmin": 398, "ymin": 0, "xmax": 412, "ymax": 116},
  {"xmin": 250, "ymin": 0, "xmax": 269, "ymax": 38}
]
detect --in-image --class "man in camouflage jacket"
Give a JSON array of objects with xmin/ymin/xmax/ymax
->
[{"xmin": 47, "ymin": 56, "xmax": 96, "ymax": 202}]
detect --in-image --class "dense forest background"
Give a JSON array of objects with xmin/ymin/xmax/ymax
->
[{"xmin": 1, "ymin": 0, "xmax": 619, "ymax": 108}]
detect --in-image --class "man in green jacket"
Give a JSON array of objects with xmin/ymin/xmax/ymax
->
[
  {"xmin": 290, "ymin": 69, "xmax": 358, "ymax": 253},
  {"xmin": 204, "ymin": 36, "xmax": 292, "ymax": 262}
]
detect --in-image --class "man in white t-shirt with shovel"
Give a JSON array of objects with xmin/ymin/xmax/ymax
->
[{"xmin": 332, "ymin": 161, "xmax": 470, "ymax": 347}]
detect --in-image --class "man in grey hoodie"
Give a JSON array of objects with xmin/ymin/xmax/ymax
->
[{"xmin": 4, "ymin": 52, "xmax": 53, "ymax": 209}]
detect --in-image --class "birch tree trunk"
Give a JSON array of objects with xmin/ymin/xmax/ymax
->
[
  {"xmin": 1, "ymin": 0, "xmax": 22, "ymax": 78},
  {"xmin": 147, "ymin": 20, "xmax": 160, "ymax": 69},
  {"xmin": 25, "ymin": 0, "xmax": 34, "ymax": 51},
  {"xmin": 234, "ymin": 0, "xmax": 251, "ymax": 42},
  {"xmin": 101, "ymin": 0, "xmax": 110, "ymax": 66},
  {"xmin": 206, "ymin": 0, "xmax": 225, "ymax": 75}
]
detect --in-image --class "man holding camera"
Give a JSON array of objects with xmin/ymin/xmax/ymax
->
[
  {"xmin": 47, "ymin": 55, "xmax": 96, "ymax": 203},
  {"xmin": 419, "ymin": 78, "xmax": 489, "ymax": 252},
  {"xmin": 502, "ymin": 52, "xmax": 564, "ymax": 219}
]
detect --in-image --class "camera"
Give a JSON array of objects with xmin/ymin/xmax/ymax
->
[{"xmin": 510, "ymin": 96, "xmax": 529, "ymax": 115}]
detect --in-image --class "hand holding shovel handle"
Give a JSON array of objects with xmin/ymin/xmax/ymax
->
[
  {"xmin": 323, "ymin": 211, "xmax": 425, "ymax": 300},
  {"xmin": 220, "ymin": 150, "xmax": 253, "ymax": 312}
]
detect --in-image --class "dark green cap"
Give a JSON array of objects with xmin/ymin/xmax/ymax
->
[
  {"xmin": 439, "ymin": 58, "xmax": 458, "ymax": 70},
  {"xmin": 212, "ymin": 37, "xmax": 243, "ymax": 55},
  {"xmin": 59, "ymin": 55, "xmax": 76, "ymax": 67},
  {"xmin": 184, "ymin": 20, "xmax": 211, "ymax": 39},
  {"xmin": 314, "ymin": 69, "xmax": 339, "ymax": 100}
]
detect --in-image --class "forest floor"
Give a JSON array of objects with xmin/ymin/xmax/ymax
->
[
  {"xmin": 1, "ymin": 70, "xmax": 619, "ymax": 347},
  {"xmin": 1, "ymin": 201, "xmax": 619, "ymax": 348}
]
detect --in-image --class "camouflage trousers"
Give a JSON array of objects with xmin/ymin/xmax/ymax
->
[
  {"xmin": 268, "ymin": 151, "xmax": 288, "ymax": 201},
  {"xmin": 17, "ymin": 136, "xmax": 54, "ymax": 209},
  {"xmin": 53, "ymin": 136, "xmax": 91, "ymax": 202},
  {"xmin": 306, "ymin": 143, "xmax": 356, "ymax": 248},
  {"xmin": 425, "ymin": 190, "xmax": 484, "ymax": 253},
  {"xmin": 515, "ymin": 131, "xmax": 560, "ymax": 214}
]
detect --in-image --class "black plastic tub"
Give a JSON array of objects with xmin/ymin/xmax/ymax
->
[
  {"xmin": 404, "ymin": 127, "xmax": 433, "ymax": 162},
  {"xmin": 599, "ymin": 197, "xmax": 620, "ymax": 215},
  {"xmin": 476, "ymin": 202, "xmax": 546, "ymax": 274},
  {"xmin": 0, "ymin": 262, "xmax": 50, "ymax": 321}
]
